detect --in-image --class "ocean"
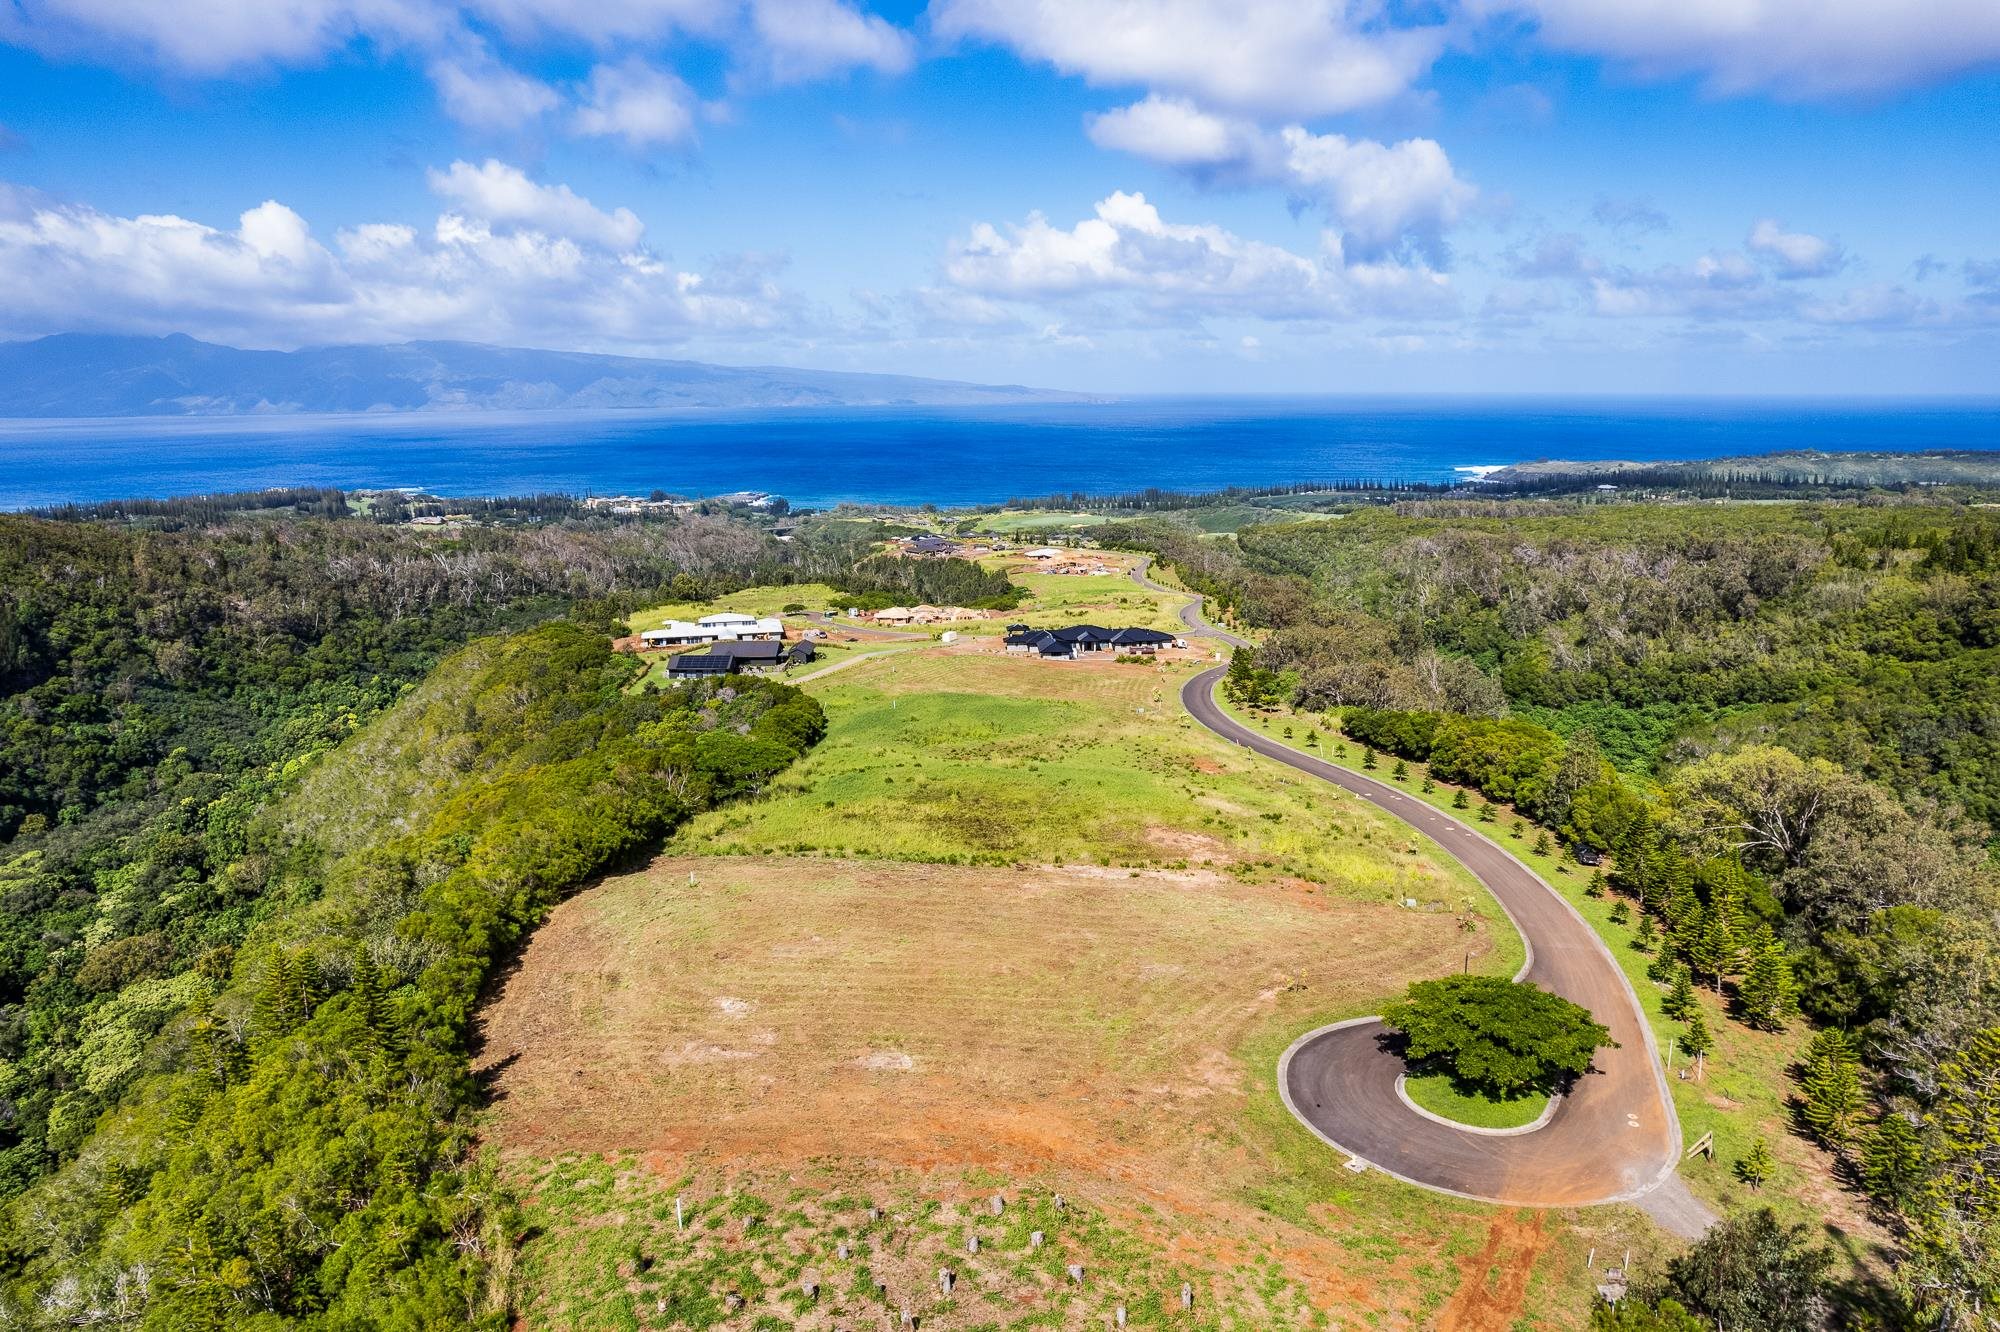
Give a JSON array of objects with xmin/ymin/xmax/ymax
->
[{"xmin": 2, "ymin": 396, "xmax": 1997, "ymax": 509}]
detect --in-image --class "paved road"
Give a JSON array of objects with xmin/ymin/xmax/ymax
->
[
  {"xmin": 800, "ymin": 611, "xmax": 926, "ymax": 641},
  {"xmin": 1128, "ymin": 558, "xmax": 1253, "ymax": 648},
  {"xmin": 1181, "ymin": 664, "xmax": 1684, "ymax": 1209}
]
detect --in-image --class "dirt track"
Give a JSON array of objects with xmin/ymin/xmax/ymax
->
[{"xmin": 1181, "ymin": 664, "xmax": 1685, "ymax": 1209}]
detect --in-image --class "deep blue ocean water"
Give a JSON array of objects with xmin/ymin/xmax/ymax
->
[{"xmin": 2, "ymin": 396, "xmax": 1997, "ymax": 509}]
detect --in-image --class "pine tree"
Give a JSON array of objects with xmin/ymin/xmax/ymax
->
[
  {"xmin": 1421, "ymin": 775, "xmax": 1435, "ymax": 794},
  {"xmin": 1665, "ymin": 874, "xmax": 1701, "ymax": 941},
  {"xmin": 1477, "ymin": 801, "xmax": 1496, "ymax": 823},
  {"xmin": 1362, "ymin": 746, "xmax": 1378, "ymax": 770},
  {"xmin": 1510, "ymin": 818, "xmax": 1526, "ymax": 839},
  {"xmin": 1738, "ymin": 927, "xmax": 1795, "ymax": 1030},
  {"xmin": 1633, "ymin": 912, "xmax": 1658, "ymax": 952},
  {"xmin": 1801, "ymin": 1030, "xmax": 1864, "ymax": 1149},
  {"xmin": 1689, "ymin": 907, "xmax": 1739, "ymax": 989},
  {"xmin": 1584, "ymin": 871, "xmax": 1606, "ymax": 898},
  {"xmin": 253, "ymin": 950, "xmax": 302, "ymax": 1040},
  {"xmin": 1737, "ymin": 1138, "xmax": 1774, "ymax": 1189},
  {"xmin": 351, "ymin": 951, "xmax": 393, "ymax": 1056},
  {"xmin": 1682, "ymin": 1006, "xmax": 1713, "ymax": 1059},
  {"xmin": 1610, "ymin": 900, "xmax": 1630, "ymax": 925},
  {"xmin": 1451, "ymin": 789, "xmax": 1469, "ymax": 810},
  {"xmin": 1663, "ymin": 967, "xmax": 1697, "ymax": 1021},
  {"xmin": 1392, "ymin": 758, "xmax": 1409, "ymax": 782},
  {"xmin": 1861, "ymin": 1110, "xmax": 1925, "ymax": 1210},
  {"xmin": 1532, "ymin": 830, "xmax": 1552, "ymax": 856}
]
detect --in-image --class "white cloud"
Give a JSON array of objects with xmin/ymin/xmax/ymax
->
[
  {"xmin": 427, "ymin": 159, "xmax": 645, "ymax": 250},
  {"xmin": 0, "ymin": 180, "xmax": 788, "ymax": 350},
  {"xmin": 573, "ymin": 59, "xmax": 699, "ymax": 148},
  {"xmin": 944, "ymin": 189, "xmax": 1454, "ymax": 322},
  {"xmin": 1801, "ymin": 283, "xmax": 1941, "ymax": 327},
  {"xmin": 1746, "ymin": 218, "xmax": 1844, "ymax": 278},
  {"xmin": 930, "ymin": 0, "xmax": 1448, "ymax": 119},
  {"xmin": 429, "ymin": 46, "xmax": 561, "ymax": 129},
  {"xmin": 0, "ymin": 0, "xmax": 447, "ymax": 72},
  {"xmin": 748, "ymin": 0, "xmax": 913, "ymax": 83},
  {"xmin": 1087, "ymin": 97, "xmax": 1474, "ymax": 260},
  {"xmin": 1480, "ymin": 0, "xmax": 2000, "ymax": 98}
]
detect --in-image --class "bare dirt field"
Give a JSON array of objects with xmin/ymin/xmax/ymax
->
[{"xmin": 476, "ymin": 855, "xmax": 1642, "ymax": 1329}]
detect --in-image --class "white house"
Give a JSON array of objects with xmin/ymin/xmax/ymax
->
[{"xmin": 639, "ymin": 612, "xmax": 784, "ymax": 647}]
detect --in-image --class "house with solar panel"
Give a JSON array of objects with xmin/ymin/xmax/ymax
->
[{"xmin": 1002, "ymin": 625, "xmax": 1180, "ymax": 659}]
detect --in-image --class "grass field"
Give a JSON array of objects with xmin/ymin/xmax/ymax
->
[
  {"xmin": 1220, "ymin": 698, "xmax": 1896, "ymax": 1286},
  {"xmin": 477, "ymin": 625, "xmax": 1718, "ymax": 1331},
  {"xmin": 1402, "ymin": 1074, "xmax": 1549, "ymax": 1131}
]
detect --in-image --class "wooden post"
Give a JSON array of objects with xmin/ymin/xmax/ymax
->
[
  {"xmin": 939, "ymin": 1268, "xmax": 954, "ymax": 1296},
  {"xmin": 1181, "ymin": 1283, "xmax": 1193, "ymax": 1312},
  {"xmin": 967, "ymin": 1235, "xmax": 979, "ymax": 1254},
  {"xmin": 1116, "ymin": 1305, "xmax": 1127, "ymax": 1327},
  {"xmin": 674, "ymin": 1197, "xmax": 683, "ymax": 1231}
]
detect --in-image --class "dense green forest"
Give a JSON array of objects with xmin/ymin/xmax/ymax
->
[
  {"xmin": 0, "ymin": 500, "xmax": 854, "ymax": 1326},
  {"xmin": 1135, "ymin": 498, "xmax": 2000, "ymax": 1328}
]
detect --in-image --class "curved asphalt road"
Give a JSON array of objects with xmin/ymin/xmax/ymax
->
[
  {"xmin": 1131, "ymin": 557, "xmax": 1683, "ymax": 1207},
  {"xmin": 1129, "ymin": 558, "xmax": 1252, "ymax": 649}
]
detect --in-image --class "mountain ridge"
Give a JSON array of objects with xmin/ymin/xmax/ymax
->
[{"xmin": 0, "ymin": 333, "xmax": 1091, "ymax": 417}]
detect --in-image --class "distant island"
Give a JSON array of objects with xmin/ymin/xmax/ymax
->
[{"xmin": 0, "ymin": 333, "xmax": 1091, "ymax": 417}]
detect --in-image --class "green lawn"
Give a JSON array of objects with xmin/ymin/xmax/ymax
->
[{"xmin": 1402, "ymin": 1073, "xmax": 1549, "ymax": 1130}]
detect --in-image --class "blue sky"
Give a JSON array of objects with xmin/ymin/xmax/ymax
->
[{"xmin": 1, "ymin": 0, "xmax": 1997, "ymax": 394}]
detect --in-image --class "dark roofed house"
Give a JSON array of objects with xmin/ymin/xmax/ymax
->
[
  {"xmin": 667, "ymin": 638, "xmax": 787, "ymax": 679},
  {"xmin": 1002, "ymin": 625, "xmax": 1178, "ymax": 659},
  {"xmin": 905, "ymin": 534, "xmax": 958, "ymax": 556}
]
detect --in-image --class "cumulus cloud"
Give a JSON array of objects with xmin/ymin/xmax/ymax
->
[
  {"xmin": 1478, "ymin": 0, "xmax": 2000, "ymax": 98},
  {"xmin": 1746, "ymin": 218, "xmax": 1844, "ymax": 278},
  {"xmin": 573, "ymin": 59, "xmax": 699, "ymax": 147},
  {"xmin": 0, "ymin": 178, "xmax": 789, "ymax": 349},
  {"xmin": 1086, "ymin": 96, "xmax": 1474, "ymax": 261},
  {"xmin": 748, "ymin": 0, "xmax": 913, "ymax": 83},
  {"xmin": 429, "ymin": 46, "xmax": 561, "ymax": 129},
  {"xmin": 944, "ymin": 189, "xmax": 1454, "ymax": 323},
  {"xmin": 427, "ymin": 159, "xmax": 645, "ymax": 249},
  {"xmin": 0, "ymin": 0, "xmax": 914, "ymax": 130},
  {"xmin": 931, "ymin": 0, "xmax": 1448, "ymax": 119}
]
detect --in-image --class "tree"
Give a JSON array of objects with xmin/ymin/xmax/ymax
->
[
  {"xmin": 1659, "ymin": 1207, "xmax": 1832, "ymax": 1332},
  {"xmin": 1663, "ymin": 968, "xmax": 1697, "ymax": 1022},
  {"xmin": 1589, "ymin": 1299, "xmax": 1705, "ymax": 1332},
  {"xmin": 1800, "ymin": 1029, "xmax": 1864, "ymax": 1149},
  {"xmin": 1421, "ymin": 775, "xmax": 1436, "ymax": 794},
  {"xmin": 1633, "ymin": 913, "xmax": 1658, "ymax": 952},
  {"xmin": 1902, "ymin": 1027, "xmax": 2000, "ymax": 1325},
  {"xmin": 1363, "ymin": 746, "xmax": 1378, "ymax": 770},
  {"xmin": 1682, "ymin": 1006, "xmax": 1713, "ymax": 1060},
  {"xmin": 1738, "ymin": 927, "xmax": 1795, "ymax": 1030},
  {"xmin": 1736, "ymin": 1138, "xmax": 1774, "ymax": 1189},
  {"xmin": 1478, "ymin": 801, "xmax": 1497, "ymax": 823},
  {"xmin": 1688, "ymin": 907, "xmax": 1740, "ymax": 989},
  {"xmin": 1585, "ymin": 871, "xmax": 1606, "ymax": 899},
  {"xmin": 1382, "ymin": 975, "xmax": 1615, "ymax": 1097},
  {"xmin": 1452, "ymin": 789, "xmax": 1470, "ymax": 810},
  {"xmin": 1533, "ymin": 830, "xmax": 1553, "ymax": 856},
  {"xmin": 1510, "ymin": 818, "xmax": 1526, "ymax": 839},
  {"xmin": 1861, "ymin": 1110, "xmax": 1925, "ymax": 1211},
  {"xmin": 1392, "ymin": 758, "xmax": 1409, "ymax": 782}
]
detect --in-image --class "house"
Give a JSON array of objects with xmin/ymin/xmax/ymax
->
[
  {"xmin": 903, "ymin": 534, "xmax": 958, "ymax": 556},
  {"xmin": 666, "ymin": 639, "xmax": 788, "ymax": 679},
  {"xmin": 639, "ymin": 612, "xmax": 785, "ymax": 648},
  {"xmin": 911, "ymin": 604, "xmax": 945, "ymax": 622},
  {"xmin": 873, "ymin": 607, "xmax": 916, "ymax": 624},
  {"xmin": 1002, "ymin": 625, "xmax": 1178, "ymax": 659},
  {"xmin": 1023, "ymin": 547, "xmax": 1063, "ymax": 560}
]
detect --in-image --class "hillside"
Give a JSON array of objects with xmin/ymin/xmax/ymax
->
[{"xmin": 0, "ymin": 333, "xmax": 1086, "ymax": 417}]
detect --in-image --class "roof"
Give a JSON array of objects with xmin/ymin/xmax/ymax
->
[
  {"xmin": 1002, "ymin": 625, "xmax": 1176, "ymax": 649},
  {"xmin": 905, "ymin": 535, "xmax": 955, "ymax": 552},
  {"xmin": 698, "ymin": 612, "xmax": 759, "ymax": 625},
  {"xmin": 667, "ymin": 654, "xmax": 735, "ymax": 676},
  {"xmin": 701, "ymin": 639, "xmax": 784, "ymax": 661}
]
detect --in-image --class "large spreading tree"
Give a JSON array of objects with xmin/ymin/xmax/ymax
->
[{"xmin": 1382, "ymin": 975, "xmax": 1616, "ymax": 1097}]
